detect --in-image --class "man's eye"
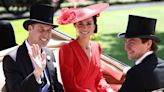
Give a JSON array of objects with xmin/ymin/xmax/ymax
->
[
  {"xmin": 130, "ymin": 42, "xmax": 135, "ymax": 46},
  {"xmin": 38, "ymin": 29, "xmax": 44, "ymax": 33},
  {"xmin": 39, "ymin": 30, "xmax": 44, "ymax": 32},
  {"xmin": 87, "ymin": 23, "xmax": 92, "ymax": 26},
  {"xmin": 47, "ymin": 30, "xmax": 52, "ymax": 32}
]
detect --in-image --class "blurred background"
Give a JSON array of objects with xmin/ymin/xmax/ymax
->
[{"xmin": 0, "ymin": 0, "xmax": 164, "ymax": 66}]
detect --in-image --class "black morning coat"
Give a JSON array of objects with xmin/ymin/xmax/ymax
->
[
  {"xmin": 119, "ymin": 53, "xmax": 164, "ymax": 92},
  {"xmin": 3, "ymin": 42, "xmax": 64, "ymax": 92}
]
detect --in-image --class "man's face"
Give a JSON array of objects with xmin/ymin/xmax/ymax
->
[
  {"xmin": 28, "ymin": 23, "xmax": 54, "ymax": 47},
  {"xmin": 125, "ymin": 38, "xmax": 151, "ymax": 61}
]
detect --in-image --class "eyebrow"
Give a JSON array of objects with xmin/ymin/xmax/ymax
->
[
  {"xmin": 127, "ymin": 38, "xmax": 138, "ymax": 42},
  {"xmin": 79, "ymin": 20, "xmax": 93, "ymax": 23}
]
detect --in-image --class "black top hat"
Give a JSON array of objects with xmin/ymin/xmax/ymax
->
[
  {"xmin": 23, "ymin": 4, "xmax": 58, "ymax": 30},
  {"xmin": 118, "ymin": 15, "xmax": 160, "ymax": 43}
]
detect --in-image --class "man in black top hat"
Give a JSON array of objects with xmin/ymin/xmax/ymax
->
[
  {"xmin": 3, "ymin": 4, "xmax": 64, "ymax": 92},
  {"xmin": 118, "ymin": 15, "xmax": 164, "ymax": 92}
]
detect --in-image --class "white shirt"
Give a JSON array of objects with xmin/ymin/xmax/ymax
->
[
  {"xmin": 135, "ymin": 51, "xmax": 154, "ymax": 65},
  {"xmin": 25, "ymin": 40, "xmax": 42, "ymax": 84},
  {"xmin": 25, "ymin": 40, "xmax": 32, "ymax": 55},
  {"xmin": 25, "ymin": 40, "xmax": 50, "ymax": 90}
]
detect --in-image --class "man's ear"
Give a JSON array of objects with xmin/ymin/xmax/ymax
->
[
  {"xmin": 28, "ymin": 25, "xmax": 33, "ymax": 31},
  {"xmin": 147, "ymin": 39, "xmax": 153, "ymax": 50}
]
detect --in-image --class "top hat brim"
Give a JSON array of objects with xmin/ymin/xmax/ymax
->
[
  {"xmin": 118, "ymin": 32, "xmax": 161, "ymax": 43},
  {"xmin": 23, "ymin": 19, "xmax": 58, "ymax": 30}
]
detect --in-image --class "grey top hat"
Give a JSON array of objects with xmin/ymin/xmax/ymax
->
[
  {"xmin": 118, "ymin": 15, "xmax": 160, "ymax": 43},
  {"xmin": 23, "ymin": 4, "xmax": 58, "ymax": 30}
]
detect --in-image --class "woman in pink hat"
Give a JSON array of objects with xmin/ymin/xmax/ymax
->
[{"xmin": 58, "ymin": 3, "xmax": 115, "ymax": 92}]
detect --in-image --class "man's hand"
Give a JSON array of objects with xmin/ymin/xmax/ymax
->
[{"xmin": 28, "ymin": 44, "xmax": 46, "ymax": 78}]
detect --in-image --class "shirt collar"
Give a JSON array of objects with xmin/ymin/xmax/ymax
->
[
  {"xmin": 25, "ymin": 40, "xmax": 32, "ymax": 54},
  {"xmin": 135, "ymin": 51, "xmax": 153, "ymax": 65}
]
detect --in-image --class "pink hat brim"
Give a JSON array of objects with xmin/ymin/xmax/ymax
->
[{"xmin": 58, "ymin": 3, "xmax": 109, "ymax": 25}]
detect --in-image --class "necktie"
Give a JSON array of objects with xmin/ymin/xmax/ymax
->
[{"xmin": 40, "ymin": 69, "xmax": 50, "ymax": 92}]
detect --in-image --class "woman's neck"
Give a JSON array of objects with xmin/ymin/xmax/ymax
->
[
  {"xmin": 77, "ymin": 37, "xmax": 90, "ymax": 49},
  {"xmin": 77, "ymin": 37, "xmax": 92, "ymax": 61}
]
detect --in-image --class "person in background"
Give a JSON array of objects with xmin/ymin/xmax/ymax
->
[
  {"xmin": 0, "ymin": 20, "xmax": 17, "ymax": 51},
  {"xmin": 57, "ymin": 3, "xmax": 115, "ymax": 92},
  {"xmin": 118, "ymin": 15, "xmax": 164, "ymax": 92},
  {"xmin": 3, "ymin": 4, "xmax": 64, "ymax": 92}
]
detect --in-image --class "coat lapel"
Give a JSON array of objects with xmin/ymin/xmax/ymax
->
[
  {"xmin": 42, "ymin": 48, "xmax": 55, "ymax": 86},
  {"xmin": 17, "ymin": 42, "xmax": 34, "ymax": 75}
]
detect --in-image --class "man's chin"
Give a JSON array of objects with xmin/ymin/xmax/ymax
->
[
  {"xmin": 39, "ymin": 43, "xmax": 48, "ymax": 48},
  {"xmin": 128, "ymin": 56, "xmax": 134, "ymax": 61}
]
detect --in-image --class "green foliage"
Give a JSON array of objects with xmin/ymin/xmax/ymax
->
[
  {"xmin": 10, "ymin": 19, "xmax": 28, "ymax": 44},
  {"xmin": 10, "ymin": 5, "xmax": 164, "ymax": 66},
  {"xmin": 98, "ymin": 6, "xmax": 164, "ymax": 66}
]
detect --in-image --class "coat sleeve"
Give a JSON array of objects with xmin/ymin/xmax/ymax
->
[
  {"xmin": 3, "ymin": 55, "xmax": 40, "ymax": 92},
  {"xmin": 118, "ymin": 68, "xmax": 144, "ymax": 92},
  {"xmin": 59, "ymin": 45, "xmax": 91, "ymax": 92}
]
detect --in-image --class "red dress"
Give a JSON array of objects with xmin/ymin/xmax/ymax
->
[{"xmin": 59, "ymin": 40, "xmax": 110, "ymax": 92}]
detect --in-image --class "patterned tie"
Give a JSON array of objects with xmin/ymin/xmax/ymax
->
[{"xmin": 40, "ymin": 69, "xmax": 50, "ymax": 92}]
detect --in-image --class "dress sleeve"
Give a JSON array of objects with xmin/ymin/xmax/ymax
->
[
  {"xmin": 98, "ymin": 43, "xmax": 102, "ymax": 54},
  {"xmin": 95, "ymin": 43, "xmax": 115, "ymax": 92},
  {"xmin": 95, "ymin": 71, "xmax": 114, "ymax": 92},
  {"xmin": 59, "ymin": 44, "xmax": 91, "ymax": 92}
]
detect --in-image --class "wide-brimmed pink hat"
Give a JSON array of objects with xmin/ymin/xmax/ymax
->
[{"xmin": 57, "ymin": 3, "xmax": 109, "ymax": 25}]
